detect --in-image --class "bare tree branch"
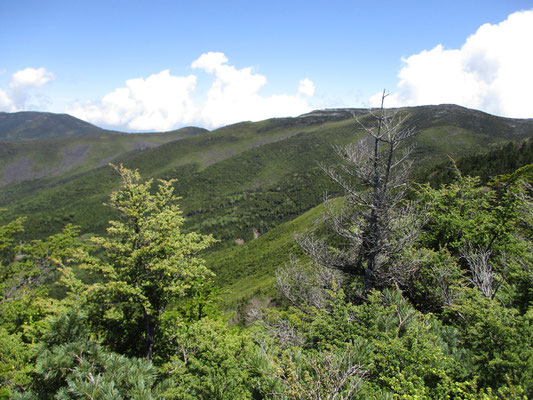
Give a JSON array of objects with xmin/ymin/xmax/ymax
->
[{"xmin": 302, "ymin": 90, "xmax": 421, "ymax": 292}]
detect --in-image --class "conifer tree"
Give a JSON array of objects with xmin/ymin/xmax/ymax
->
[
  {"xmin": 76, "ymin": 164, "xmax": 216, "ymax": 360},
  {"xmin": 14, "ymin": 309, "xmax": 171, "ymax": 399}
]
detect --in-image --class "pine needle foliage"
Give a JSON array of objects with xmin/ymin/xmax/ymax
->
[{"xmin": 14, "ymin": 309, "xmax": 171, "ymax": 399}]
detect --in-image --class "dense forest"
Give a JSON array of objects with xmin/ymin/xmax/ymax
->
[{"xmin": 1, "ymin": 107, "xmax": 532, "ymax": 399}]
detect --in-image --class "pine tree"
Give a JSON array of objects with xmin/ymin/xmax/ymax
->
[{"xmin": 13, "ymin": 309, "xmax": 171, "ymax": 399}]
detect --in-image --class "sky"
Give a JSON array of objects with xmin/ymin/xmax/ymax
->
[{"xmin": 1, "ymin": 0, "xmax": 532, "ymax": 132}]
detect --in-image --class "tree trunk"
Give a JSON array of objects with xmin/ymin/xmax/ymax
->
[
  {"xmin": 363, "ymin": 208, "xmax": 379, "ymax": 292},
  {"xmin": 143, "ymin": 309, "xmax": 157, "ymax": 361}
]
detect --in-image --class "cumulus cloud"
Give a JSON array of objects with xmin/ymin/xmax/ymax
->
[
  {"xmin": 0, "ymin": 67, "xmax": 55, "ymax": 111},
  {"xmin": 371, "ymin": 10, "xmax": 533, "ymax": 118},
  {"xmin": 0, "ymin": 88, "xmax": 15, "ymax": 112},
  {"xmin": 298, "ymin": 78, "xmax": 315, "ymax": 96},
  {"xmin": 191, "ymin": 52, "xmax": 229, "ymax": 73},
  {"xmin": 67, "ymin": 52, "xmax": 315, "ymax": 131},
  {"xmin": 190, "ymin": 52, "xmax": 313, "ymax": 128},
  {"xmin": 9, "ymin": 67, "xmax": 55, "ymax": 88},
  {"xmin": 67, "ymin": 70, "xmax": 197, "ymax": 131}
]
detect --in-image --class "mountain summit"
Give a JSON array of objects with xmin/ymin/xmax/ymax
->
[{"xmin": 0, "ymin": 111, "xmax": 106, "ymax": 141}]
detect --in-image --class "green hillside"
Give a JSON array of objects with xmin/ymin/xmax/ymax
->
[
  {"xmin": 0, "ymin": 111, "xmax": 106, "ymax": 141},
  {"xmin": 205, "ymin": 199, "xmax": 328, "ymax": 306},
  {"xmin": 416, "ymin": 137, "xmax": 533, "ymax": 185},
  {"xmin": 0, "ymin": 127, "xmax": 207, "ymax": 186},
  {"xmin": 207, "ymin": 138, "xmax": 533, "ymax": 307},
  {"xmin": 1, "ymin": 105, "xmax": 532, "ymax": 244},
  {"xmin": 1, "ymin": 107, "xmax": 533, "ymax": 398}
]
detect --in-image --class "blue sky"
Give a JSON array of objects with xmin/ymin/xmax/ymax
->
[{"xmin": 1, "ymin": 0, "xmax": 532, "ymax": 131}]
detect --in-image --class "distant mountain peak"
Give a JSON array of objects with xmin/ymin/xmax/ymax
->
[{"xmin": 0, "ymin": 111, "xmax": 105, "ymax": 142}]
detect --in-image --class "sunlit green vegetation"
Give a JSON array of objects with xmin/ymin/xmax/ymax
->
[
  {"xmin": 1, "ymin": 106, "xmax": 532, "ymax": 398},
  {"xmin": 1, "ymin": 160, "xmax": 531, "ymax": 398}
]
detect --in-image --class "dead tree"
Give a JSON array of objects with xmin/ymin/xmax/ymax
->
[
  {"xmin": 460, "ymin": 243, "xmax": 508, "ymax": 300},
  {"xmin": 299, "ymin": 90, "xmax": 421, "ymax": 293},
  {"xmin": 275, "ymin": 255, "xmax": 343, "ymax": 311}
]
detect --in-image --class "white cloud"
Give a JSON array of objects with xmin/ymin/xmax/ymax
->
[
  {"xmin": 190, "ymin": 52, "xmax": 313, "ymax": 128},
  {"xmin": 67, "ymin": 52, "xmax": 315, "ymax": 131},
  {"xmin": 298, "ymin": 78, "xmax": 315, "ymax": 96},
  {"xmin": 9, "ymin": 67, "xmax": 55, "ymax": 88},
  {"xmin": 0, "ymin": 67, "xmax": 55, "ymax": 111},
  {"xmin": 67, "ymin": 70, "xmax": 197, "ymax": 131},
  {"xmin": 372, "ymin": 10, "xmax": 533, "ymax": 118},
  {"xmin": 191, "ymin": 52, "xmax": 228, "ymax": 73},
  {"xmin": 0, "ymin": 88, "xmax": 15, "ymax": 112}
]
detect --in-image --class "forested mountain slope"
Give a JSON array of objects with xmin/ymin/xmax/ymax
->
[
  {"xmin": 0, "ymin": 126, "xmax": 207, "ymax": 186},
  {"xmin": 0, "ymin": 111, "xmax": 107, "ymax": 141},
  {"xmin": 1, "ymin": 105, "xmax": 532, "ymax": 243},
  {"xmin": 208, "ymin": 138, "xmax": 533, "ymax": 306}
]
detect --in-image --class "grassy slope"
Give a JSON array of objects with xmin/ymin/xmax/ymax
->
[{"xmin": 204, "ymin": 200, "xmax": 327, "ymax": 306}]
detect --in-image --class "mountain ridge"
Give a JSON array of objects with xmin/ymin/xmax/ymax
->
[
  {"xmin": 0, "ymin": 124, "xmax": 209, "ymax": 186},
  {"xmin": 3, "ymin": 104, "xmax": 533, "ymax": 143},
  {"xmin": 0, "ymin": 110, "xmax": 209, "ymax": 142},
  {"xmin": 0, "ymin": 111, "xmax": 107, "ymax": 141},
  {"xmin": 2, "ymin": 104, "xmax": 533, "ymax": 244}
]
